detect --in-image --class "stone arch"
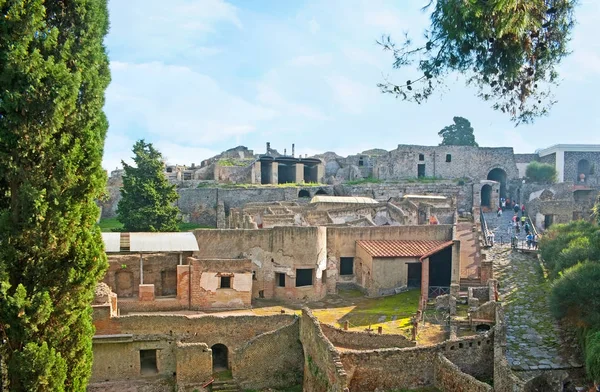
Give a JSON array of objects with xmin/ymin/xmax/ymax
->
[
  {"xmin": 298, "ymin": 189, "xmax": 311, "ymax": 198},
  {"xmin": 577, "ymin": 159, "xmax": 590, "ymax": 182},
  {"xmin": 315, "ymin": 188, "xmax": 328, "ymax": 195},
  {"xmin": 481, "ymin": 184, "xmax": 492, "ymax": 208},
  {"xmin": 487, "ymin": 168, "xmax": 507, "ymax": 199},
  {"xmin": 115, "ymin": 270, "xmax": 134, "ymax": 298},
  {"xmin": 211, "ymin": 343, "xmax": 229, "ymax": 371}
]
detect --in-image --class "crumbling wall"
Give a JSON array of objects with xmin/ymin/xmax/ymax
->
[
  {"xmin": 433, "ymin": 353, "xmax": 492, "ymax": 392},
  {"xmin": 320, "ymin": 323, "xmax": 415, "ymax": 350},
  {"xmin": 176, "ymin": 342, "xmax": 212, "ymax": 387},
  {"xmin": 300, "ymin": 309, "xmax": 348, "ymax": 392},
  {"xmin": 233, "ymin": 319, "xmax": 303, "ymax": 390}
]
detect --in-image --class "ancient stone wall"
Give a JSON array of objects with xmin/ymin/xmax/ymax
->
[
  {"xmin": 433, "ymin": 353, "xmax": 492, "ymax": 392},
  {"xmin": 300, "ymin": 309, "xmax": 348, "ymax": 392},
  {"xmin": 175, "ymin": 342, "xmax": 212, "ymax": 387},
  {"xmin": 233, "ymin": 319, "xmax": 303, "ymax": 390},
  {"xmin": 193, "ymin": 226, "xmax": 328, "ymax": 301},
  {"xmin": 320, "ymin": 323, "xmax": 415, "ymax": 350},
  {"xmin": 564, "ymin": 151, "xmax": 600, "ymax": 185},
  {"xmin": 493, "ymin": 305, "xmax": 527, "ymax": 392}
]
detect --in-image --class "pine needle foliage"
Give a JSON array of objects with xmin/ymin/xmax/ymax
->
[
  {"xmin": 117, "ymin": 140, "xmax": 181, "ymax": 232},
  {"xmin": 0, "ymin": 1, "xmax": 111, "ymax": 390},
  {"xmin": 378, "ymin": 0, "xmax": 577, "ymax": 124}
]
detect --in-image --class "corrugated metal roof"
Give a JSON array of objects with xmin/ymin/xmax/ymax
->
[
  {"xmin": 403, "ymin": 194, "xmax": 448, "ymax": 200},
  {"xmin": 310, "ymin": 196, "xmax": 379, "ymax": 204},
  {"xmin": 101, "ymin": 233, "xmax": 122, "ymax": 253},
  {"xmin": 356, "ymin": 240, "xmax": 453, "ymax": 259},
  {"xmin": 130, "ymin": 232, "xmax": 199, "ymax": 252}
]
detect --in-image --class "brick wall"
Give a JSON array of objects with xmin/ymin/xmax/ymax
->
[
  {"xmin": 320, "ymin": 323, "xmax": 415, "ymax": 350},
  {"xmin": 233, "ymin": 319, "xmax": 303, "ymax": 390},
  {"xmin": 300, "ymin": 309, "xmax": 348, "ymax": 392},
  {"xmin": 176, "ymin": 342, "xmax": 212, "ymax": 386}
]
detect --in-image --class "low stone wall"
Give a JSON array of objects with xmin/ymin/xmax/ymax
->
[
  {"xmin": 233, "ymin": 319, "xmax": 303, "ymax": 390},
  {"xmin": 176, "ymin": 342, "xmax": 212, "ymax": 386},
  {"xmin": 470, "ymin": 286, "xmax": 490, "ymax": 303},
  {"xmin": 320, "ymin": 323, "xmax": 415, "ymax": 350},
  {"xmin": 434, "ymin": 353, "xmax": 492, "ymax": 392},
  {"xmin": 300, "ymin": 309, "xmax": 348, "ymax": 392}
]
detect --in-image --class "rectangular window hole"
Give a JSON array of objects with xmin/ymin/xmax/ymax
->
[
  {"xmin": 446, "ymin": 154, "xmax": 451, "ymax": 162},
  {"xmin": 220, "ymin": 276, "xmax": 231, "ymax": 289},
  {"xmin": 340, "ymin": 257, "xmax": 354, "ymax": 275},
  {"xmin": 140, "ymin": 349, "xmax": 158, "ymax": 375},
  {"xmin": 419, "ymin": 153, "xmax": 425, "ymax": 161},
  {"xmin": 296, "ymin": 268, "xmax": 313, "ymax": 287},
  {"xmin": 276, "ymin": 272, "xmax": 285, "ymax": 287}
]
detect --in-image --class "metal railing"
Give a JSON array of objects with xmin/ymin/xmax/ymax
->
[
  {"xmin": 495, "ymin": 235, "xmax": 539, "ymax": 251},
  {"xmin": 480, "ymin": 207, "xmax": 492, "ymax": 247},
  {"xmin": 428, "ymin": 286, "xmax": 451, "ymax": 297}
]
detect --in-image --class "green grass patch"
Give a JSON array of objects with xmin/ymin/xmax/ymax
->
[
  {"xmin": 217, "ymin": 158, "xmax": 253, "ymax": 167},
  {"xmin": 97, "ymin": 218, "xmax": 212, "ymax": 232},
  {"xmin": 97, "ymin": 217, "xmax": 123, "ymax": 232},
  {"xmin": 213, "ymin": 369, "xmax": 232, "ymax": 380},
  {"xmin": 346, "ymin": 177, "xmax": 383, "ymax": 185},
  {"xmin": 243, "ymin": 387, "xmax": 302, "ymax": 392}
]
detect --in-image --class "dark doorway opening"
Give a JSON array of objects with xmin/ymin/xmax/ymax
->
[
  {"xmin": 544, "ymin": 214, "xmax": 554, "ymax": 229},
  {"xmin": 276, "ymin": 272, "xmax": 286, "ymax": 287},
  {"xmin": 315, "ymin": 188, "xmax": 327, "ymax": 195},
  {"xmin": 211, "ymin": 344, "xmax": 228, "ymax": 371},
  {"xmin": 278, "ymin": 162, "xmax": 295, "ymax": 184},
  {"xmin": 160, "ymin": 270, "xmax": 177, "ymax": 296},
  {"xmin": 304, "ymin": 164, "xmax": 318, "ymax": 183},
  {"xmin": 481, "ymin": 184, "xmax": 492, "ymax": 208},
  {"xmin": 340, "ymin": 257, "xmax": 354, "ymax": 276},
  {"xmin": 298, "ymin": 189, "xmax": 310, "ymax": 198},
  {"xmin": 476, "ymin": 324, "xmax": 491, "ymax": 333},
  {"xmin": 487, "ymin": 168, "xmax": 507, "ymax": 199},
  {"xmin": 140, "ymin": 349, "xmax": 158, "ymax": 375},
  {"xmin": 417, "ymin": 164, "xmax": 426, "ymax": 178},
  {"xmin": 429, "ymin": 247, "xmax": 452, "ymax": 288},
  {"xmin": 407, "ymin": 263, "xmax": 422, "ymax": 288},
  {"xmin": 296, "ymin": 268, "xmax": 314, "ymax": 287},
  {"xmin": 261, "ymin": 161, "xmax": 272, "ymax": 184}
]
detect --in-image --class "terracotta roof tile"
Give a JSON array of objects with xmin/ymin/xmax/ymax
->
[{"xmin": 356, "ymin": 240, "xmax": 453, "ymax": 259}]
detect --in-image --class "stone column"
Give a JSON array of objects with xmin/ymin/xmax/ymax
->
[
  {"xmin": 316, "ymin": 162, "xmax": 325, "ymax": 183},
  {"xmin": 252, "ymin": 161, "xmax": 261, "ymax": 184},
  {"xmin": 420, "ymin": 258, "xmax": 429, "ymax": 312},
  {"xmin": 295, "ymin": 162, "xmax": 304, "ymax": 184},
  {"xmin": 451, "ymin": 240, "xmax": 460, "ymax": 285},
  {"xmin": 270, "ymin": 162, "xmax": 279, "ymax": 185}
]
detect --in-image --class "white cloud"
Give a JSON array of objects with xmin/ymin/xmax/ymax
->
[
  {"xmin": 105, "ymin": 61, "xmax": 277, "ymax": 145},
  {"xmin": 326, "ymin": 75, "xmax": 375, "ymax": 114},
  {"xmin": 289, "ymin": 53, "xmax": 333, "ymax": 67},
  {"xmin": 255, "ymin": 82, "xmax": 328, "ymax": 120},
  {"xmin": 308, "ymin": 18, "xmax": 320, "ymax": 35}
]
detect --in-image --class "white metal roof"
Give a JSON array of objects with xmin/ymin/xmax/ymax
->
[
  {"xmin": 130, "ymin": 232, "xmax": 199, "ymax": 252},
  {"xmin": 101, "ymin": 233, "xmax": 121, "ymax": 253},
  {"xmin": 310, "ymin": 195, "xmax": 379, "ymax": 204},
  {"xmin": 403, "ymin": 194, "xmax": 448, "ymax": 200}
]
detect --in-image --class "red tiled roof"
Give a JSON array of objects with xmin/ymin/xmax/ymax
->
[{"xmin": 356, "ymin": 240, "xmax": 454, "ymax": 260}]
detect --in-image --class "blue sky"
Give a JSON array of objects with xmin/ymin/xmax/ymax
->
[{"xmin": 102, "ymin": 0, "xmax": 600, "ymax": 171}]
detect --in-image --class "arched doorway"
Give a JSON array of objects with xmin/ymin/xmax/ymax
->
[
  {"xmin": 487, "ymin": 168, "xmax": 507, "ymax": 200},
  {"xmin": 481, "ymin": 184, "xmax": 492, "ymax": 208},
  {"xmin": 577, "ymin": 159, "xmax": 590, "ymax": 183},
  {"xmin": 315, "ymin": 188, "xmax": 327, "ymax": 195},
  {"xmin": 298, "ymin": 189, "xmax": 310, "ymax": 198},
  {"xmin": 211, "ymin": 344, "xmax": 228, "ymax": 371}
]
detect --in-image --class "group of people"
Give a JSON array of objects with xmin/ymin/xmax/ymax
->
[{"xmin": 497, "ymin": 198, "xmax": 539, "ymax": 249}]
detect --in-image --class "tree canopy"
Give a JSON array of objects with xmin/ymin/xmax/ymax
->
[
  {"xmin": 438, "ymin": 116, "xmax": 478, "ymax": 146},
  {"xmin": 0, "ymin": 1, "xmax": 110, "ymax": 390},
  {"xmin": 378, "ymin": 0, "xmax": 578, "ymax": 124},
  {"xmin": 525, "ymin": 161, "xmax": 557, "ymax": 183},
  {"xmin": 117, "ymin": 140, "xmax": 181, "ymax": 232}
]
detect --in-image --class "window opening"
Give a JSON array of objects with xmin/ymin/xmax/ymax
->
[
  {"xmin": 276, "ymin": 273, "xmax": 285, "ymax": 287},
  {"xmin": 446, "ymin": 154, "xmax": 451, "ymax": 162},
  {"xmin": 140, "ymin": 349, "xmax": 158, "ymax": 375},
  {"xmin": 340, "ymin": 257, "xmax": 354, "ymax": 275},
  {"xmin": 419, "ymin": 153, "xmax": 425, "ymax": 161},
  {"xmin": 220, "ymin": 276, "xmax": 231, "ymax": 289},
  {"xmin": 296, "ymin": 268, "xmax": 313, "ymax": 287}
]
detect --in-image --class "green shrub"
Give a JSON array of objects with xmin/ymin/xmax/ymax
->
[
  {"xmin": 525, "ymin": 161, "xmax": 557, "ymax": 183},
  {"xmin": 549, "ymin": 262, "xmax": 600, "ymax": 327},
  {"xmin": 584, "ymin": 329, "xmax": 600, "ymax": 381}
]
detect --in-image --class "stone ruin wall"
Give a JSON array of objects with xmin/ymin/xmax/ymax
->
[{"xmin": 319, "ymin": 323, "xmax": 415, "ymax": 350}]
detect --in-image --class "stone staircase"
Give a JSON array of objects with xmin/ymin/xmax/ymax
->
[{"xmin": 211, "ymin": 379, "xmax": 240, "ymax": 392}]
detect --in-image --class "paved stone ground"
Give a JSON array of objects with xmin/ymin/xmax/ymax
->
[
  {"xmin": 484, "ymin": 209, "xmax": 528, "ymax": 244},
  {"xmin": 485, "ymin": 211, "xmax": 581, "ymax": 373}
]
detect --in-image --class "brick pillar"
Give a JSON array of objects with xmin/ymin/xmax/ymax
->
[
  {"xmin": 480, "ymin": 260, "xmax": 493, "ymax": 284},
  {"xmin": 420, "ymin": 258, "xmax": 429, "ymax": 312},
  {"xmin": 295, "ymin": 163, "xmax": 304, "ymax": 184},
  {"xmin": 138, "ymin": 284, "xmax": 155, "ymax": 301},
  {"xmin": 270, "ymin": 162, "xmax": 279, "ymax": 185},
  {"xmin": 177, "ymin": 264, "xmax": 191, "ymax": 307},
  {"xmin": 451, "ymin": 240, "xmax": 460, "ymax": 285}
]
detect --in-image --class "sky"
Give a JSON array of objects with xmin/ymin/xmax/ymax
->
[{"xmin": 102, "ymin": 0, "xmax": 600, "ymax": 171}]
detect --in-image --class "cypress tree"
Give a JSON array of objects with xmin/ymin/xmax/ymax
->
[
  {"xmin": 117, "ymin": 140, "xmax": 181, "ymax": 232},
  {"xmin": 0, "ymin": 1, "xmax": 110, "ymax": 390}
]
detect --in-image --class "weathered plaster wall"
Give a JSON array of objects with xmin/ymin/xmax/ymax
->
[
  {"xmin": 300, "ymin": 309, "xmax": 348, "ymax": 392},
  {"xmin": 193, "ymin": 226, "xmax": 328, "ymax": 301},
  {"xmin": 320, "ymin": 323, "xmax": 415, "ymax": 350},
  {"xmin": 233, "ymin": 319, "xmax": 303, "ymax": 390},
  {"xmin": 175, "ymin": 342, "xmax": 212, "ymax": 387},
  {"xmin": 433, "ymin": 353, "xmax": 492, "ymax": 392}
]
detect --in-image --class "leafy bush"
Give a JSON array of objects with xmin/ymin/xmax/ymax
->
[
  {"xmin": 525, "ymin": 161, "xmax": 557, "ymax": 183},
  {"xmin": 584, "ymin": 329, "xmax": 600, "ymax": 381},
  {"xmin": 549, "ymin": 263, "xmax": 600, "ymax": 327}
]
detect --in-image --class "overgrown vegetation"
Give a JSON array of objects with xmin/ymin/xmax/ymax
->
[
  {"xmin": 0, "ymin": 1, "xmax": 111, "ymax": 389},
  {"xmin": 438, "ymin": 116, "xmax": 478, "ymax": 146},
  {"xmin": 378, "ymin": 0, "xmax": 578, "ymax": 124},
  {"xmin": 539, "ymin": 218, "xmax": 600, "ymax": 380},
  {"xmin": 526, "ymin": 161, "xmax": 557, "ymax": 183},
  {"xmin": 117, "ymin": 140, "xmax": 181, "ymax": 232},
  {"xmin": 346, "ymin": 177, "xmax": 383, "ymax": 185},
  {"xmin": 217, "ymin": 158, "xmax": 253, "ymax": 167},
  {"xmin": 97, "ymin": 218, "xmax": 209, "ymax": 232}
]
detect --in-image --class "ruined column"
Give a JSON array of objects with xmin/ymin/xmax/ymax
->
[
  {"xmin": 270, "ymin": 162, "xmax": 279, "ymax": 185},
  {"xmin": 316, "ymin": 162, "xmax": 325, "ymax": 183},
  {"xmin": 420, "ymin": 258, "xmax": 430, "ymax": 313},
  {"xmin": 252, "ymin": 161, "xmax": 261, "ymax": 184},
  {"xmin": 295, "ymin": 162, "xmax": 304, "ymax": 184},
  {"xmin": 451, "ymin": 240, "xmax": 461, "ymax": 285}
]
